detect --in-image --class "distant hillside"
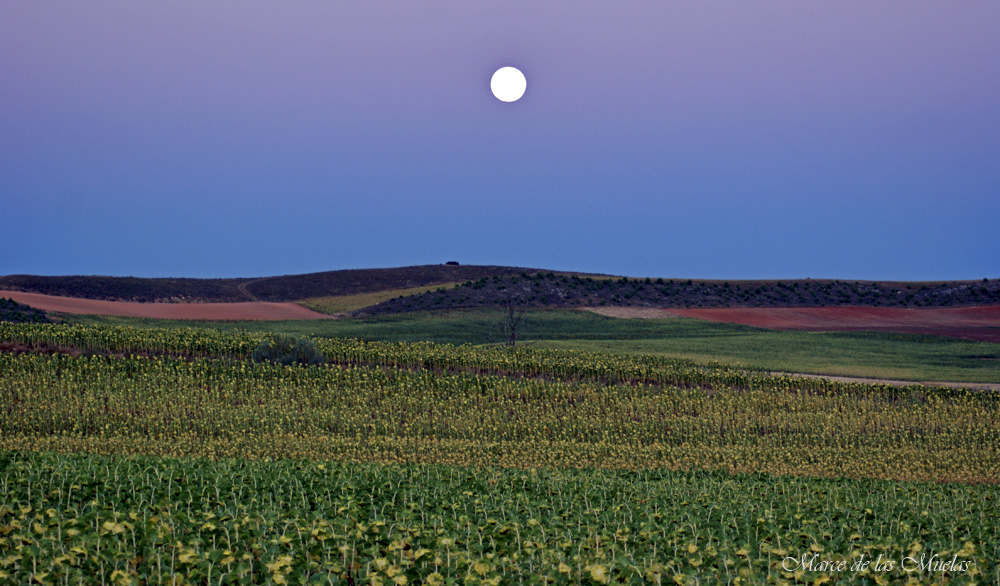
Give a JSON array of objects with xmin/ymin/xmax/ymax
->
[
  {"xmin": 0, "ymin": 297, "xmax": 52, "ymax": 323},
  {"xmin": 230, "ymin": 265, "xmax": 550, "ymax": 302},
  {"xmin": 0, "ymin": 265, "xmax": 553, "ymax": 303},
  {"xmin": 359, "ymin": 273, "xmax": 1000, "ymax": 314},
  {"xmin": 4, "ymin": 266, "xmax": 997, "ymax": 312},
  {"xmin": 0, "ymin": 276, "xmax": 244, "ymax": 303}
]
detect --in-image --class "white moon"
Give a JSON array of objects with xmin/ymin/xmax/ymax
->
[{"xmin": 491, "ymin": 67, "xmax": 526, "ymax": 102}]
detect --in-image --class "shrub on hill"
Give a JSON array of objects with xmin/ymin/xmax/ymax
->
[
  {"xmin": 0, "ymin": 298, "xmax": 51, "ymax": 324},
  {"xmin": 251, "ymin": 335, "xmax": 326, "ymax": 366}
]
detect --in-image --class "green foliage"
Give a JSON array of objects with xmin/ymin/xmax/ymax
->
[
  {"xmin": 251, "ymin": 334, "xmax": 326, "ymax": 366},
  {"xmin": 367, "ymin": 272, "xmax": 1000, "ymax": 314}
]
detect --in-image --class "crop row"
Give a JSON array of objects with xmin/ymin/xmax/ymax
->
[{"xmin": 2, "ymin": 352, "xmax": 997, "ymax": 483}]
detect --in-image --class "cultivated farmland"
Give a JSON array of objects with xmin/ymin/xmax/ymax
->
[{"xmin": 1, "ymin": 323, "xmax": 998, "ymax": 584}]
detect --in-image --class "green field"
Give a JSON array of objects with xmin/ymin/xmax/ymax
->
[
  {"xmin": 297, "ymin": 282, "xmax": 462, "ymax": 315},
  {"xmin": 3, "ymin": 451, "xmax": 996, "ymax": 586},
  {"xmin": 58, "ymin": 309, "xmax": 1000, "ymax": 384}
]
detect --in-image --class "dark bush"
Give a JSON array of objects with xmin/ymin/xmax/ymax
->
[
  {"xmin": 251, "ymin": 335, "xmax": 326, "ymax": 366},
  {"xmin": 0, "ymin": 298, "xmax": 52, "ymax": 324}
]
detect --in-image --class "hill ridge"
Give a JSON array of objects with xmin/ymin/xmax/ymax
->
[
  {"xmin": 0, "ymin": 265, "xmax": 578, "ymax": 303},
  {"xmin": 359, "ymin": 273, "xmax": 1000, "ymax": 314},
  {"xmin": 2, "ymin": 265, "xmax": 998, "ymax": 311}
]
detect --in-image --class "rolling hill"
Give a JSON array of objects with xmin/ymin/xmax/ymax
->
[
  {"xmin": 3, "ymin": 265, "xmax": 997, "ymax": 313},
  {"xmin": 358, "ymin": 272, "xmax": 1000, "ymax": 314},
  {"xmin": 0, "ymin": 265, "xmax": 557, "ymax": 303}
]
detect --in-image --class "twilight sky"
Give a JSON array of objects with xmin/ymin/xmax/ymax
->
[{"xmin": 2, "ymin": 2, "xmax": 997, "ymax": 280}]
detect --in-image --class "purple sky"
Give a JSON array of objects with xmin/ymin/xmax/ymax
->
[{"xmin": 2, "ymin": 2, "xmax": 998, "ymax": 280}]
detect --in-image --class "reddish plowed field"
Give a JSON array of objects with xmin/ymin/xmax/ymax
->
[
  {"xmin": 0, "ymin": 291, "xmax": 335, "ymax": 321},
  {"xmin": 670, "ymin": 306, "xmax": 1000, "ymax": 343}
]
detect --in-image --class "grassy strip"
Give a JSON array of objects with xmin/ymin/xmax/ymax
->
[
  {"xmin": 297, "ymin": 282, "xmax": 462, "ymax": 315},
  {"xmin": 536, "ymin": 331, "xmax": 1000, "ymax": 384}
]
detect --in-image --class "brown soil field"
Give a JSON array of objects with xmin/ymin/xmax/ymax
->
[
  {"xmin": 0, "ymin": 291, "xmax": 335, "ymax": 321},
  {"xmin": 669, "ymin": 306, "xmax": 1000, "ymax": 343}
]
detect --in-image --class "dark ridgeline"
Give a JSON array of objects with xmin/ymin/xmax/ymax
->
[
  {"xmin": 1, "ymin": 267, "xmax": 997, "ymax": 314},
  {"xmin": 0, "ymin": 265, "xmax": 562, "ymax": 303},
  {"xmin": 358, "ymin": 274, "xmax": 1000, "ymax": 315}
]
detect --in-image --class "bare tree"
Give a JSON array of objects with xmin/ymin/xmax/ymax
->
[{"xmin": 489, "ymin": 298, "xmax": 528, "ymax": 347}]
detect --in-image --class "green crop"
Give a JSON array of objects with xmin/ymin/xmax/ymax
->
[
  {"xmin": 1, "ymin": 452, "xmax": 996, "ymax": 585},
  {"xmin": 1, "ymin": 349, "xmax": 998, "ymax": 482}
]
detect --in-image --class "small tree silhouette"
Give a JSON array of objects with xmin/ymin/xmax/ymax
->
[{"xmin": 489, "ymin": 297, "xmax": 528, "ymax": 348}]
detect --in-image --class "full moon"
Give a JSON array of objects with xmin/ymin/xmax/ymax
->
[{"xmin": 490, "ymin": 67, "xmax": 526, "ymax": 102}]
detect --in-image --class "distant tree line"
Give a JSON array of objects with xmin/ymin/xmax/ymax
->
[{"xmin": 359, "ymin": 274, "xmax": 1000, "ymax": 315}]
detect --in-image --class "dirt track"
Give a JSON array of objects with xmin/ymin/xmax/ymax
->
[
  {"xmin": 773, "ymin": 372, "xmax": 1000, "ymax": 392},
  {"xmin": 0, "ymin": 291, "xmax": 335, "ymax": 321}
]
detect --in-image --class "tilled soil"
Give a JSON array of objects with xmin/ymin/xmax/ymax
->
[
  {"xmin": 668, "ymin": 305, "xmax": 1000, "ymax": 343},
  {"xmin": 0, "ymin": 291, "xmax": 335, "ymax": 321}
]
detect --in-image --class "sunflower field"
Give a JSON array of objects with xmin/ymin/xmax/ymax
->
[{"xmin": 1, "ymin": 323, "xmax": 998, "ymax": 584}]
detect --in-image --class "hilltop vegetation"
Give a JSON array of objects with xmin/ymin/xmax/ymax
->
[
  {"xmin": 362, "ymin": 272, "xmax": 1000, "ymax": 315},
  {"xmin": 3, "ymin": 265, "xmax": 997, "ymax": 312}
]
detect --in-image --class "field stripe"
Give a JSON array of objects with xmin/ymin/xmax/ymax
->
[{"xmin": 0, "ymin": 290, "xmax": 335, "ymax": 320}]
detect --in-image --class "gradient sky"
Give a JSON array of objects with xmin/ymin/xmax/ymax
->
[{"xmin": 2, "ymin": 2, "xmax": 997, "ymax": 280}]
